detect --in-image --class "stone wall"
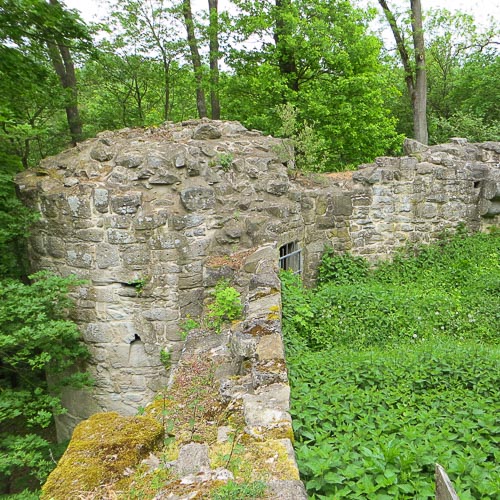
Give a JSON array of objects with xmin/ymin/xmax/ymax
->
[
  {"xmin": 296, "ymin": 138, "xmax": 500, "ymax": 278},
  {"xmin": 16, "ymin": 120, "xmax": 499, "ymax": 442}
]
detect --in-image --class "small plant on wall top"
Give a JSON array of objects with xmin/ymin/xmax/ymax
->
[
  {"xmin": 206, "ymin": 279, "xmax": 243, "ymax": 333},
  {"xmin": 218, "ymin": 152, "xmax": 234, "ymax": 172},
  {"xmin": 179, "ymin": 316, "xmax": 200, "ymax": 340}
]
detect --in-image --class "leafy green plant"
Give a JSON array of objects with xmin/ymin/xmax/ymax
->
[
  {"xmin": 160, "ymin": 349, "xmax": 171, "ymax": 369},
  {"xmin": 275, "ymin": 103, "xmax": 327, "ymax": 173},
  {"xmin": 288, "ymin": 342, "xmax": 500, "ymax": 499},
  {"xmin": 282, "ymin": 231, "xmax": 500, "ymax": 350},
  {"xmin": 282, "ymin": 231, "xmax": 500, "ymax": 499},
  {"xmin": 179, "ymin": 316, "xmax": 200, "ymax": 340},
  {"xmin": 211, "ymin": 480, "xmax": 267, "ymax": 500},
  {"xmin": 218, "ymin": 152, "xmax": 234, "ymax": 172},
  {"xmin": 0, "ymin": 272, "xmax": 91, "ymax": 490},
  {"xmin": 128, "ymin": 276, "xmax": 149, "ymax": 296},
  {"xmin": 206, "ymin": 279, "xmax": 243, "ymax": 333},
  {"xmin": 317, "ymin": 247, "xmax": 370, "ymax": 285}
]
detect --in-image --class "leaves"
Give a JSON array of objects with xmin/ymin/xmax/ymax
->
[
  {"xmin": 0, "ymin": 272, "xmax": 91, "ymax": 487},
  {"xmin": 283, "ymin": 231, "xmax": 500, "ymax": 499}
]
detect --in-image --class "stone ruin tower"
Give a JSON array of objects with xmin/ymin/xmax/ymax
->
[
  {"xmin": 16, "ymin": 120, "xmax": 500, "ymax": 440},
  {"xmin": 16, "ymin": 120, "xmax": 307, "ymax": 440}
]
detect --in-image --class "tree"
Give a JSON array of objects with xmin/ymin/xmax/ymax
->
[
  {"xmin": 377, "ymin": 0, "xmax": 428, "ymax": 144},
  {"xmin": 46, "ymin": 0, "xmax": 83, "ymax": 145},
  {"xmin": 182, "ymin": 0, "xmax": 208, "ymax": 117},
  {"xmin": 226, "ymin": 0, "xmax": 402, "ymax": 168},
  {"xmin": 273, "ymin": 0, "xmax": 299, "ymax": 92},
  {"xmin": 208, "ymin": 0, "xmax": 221, "ymax": 119},
  {"xmin": 0, "ymin": 272, "xmax": 90, "ymax": 492},
  {"xmin": 106, "ymin": 0, "xmax": 186, "ymax": 122},
  {"xmin": 380, "ymin": 7, "xmax": 500, "ymax": 143},
  {"xmin": 0, "ymin": 0, "xmax": 92, "ymax": 162}
]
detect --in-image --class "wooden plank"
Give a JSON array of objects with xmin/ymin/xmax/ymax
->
[{"xmin": 435, "ymin": 463, "xmax": 460, "ymax": 500}]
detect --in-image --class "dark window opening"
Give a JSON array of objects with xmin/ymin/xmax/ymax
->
[
  {"xmin": 474, "ymin": 181, "xmax": 481, "ymax": 189},
  {"xmin": 279, "ymin": 241, "xmax": 302, "ymax": 275},
  {"xmin": 131, "ymin": 334, "xmax": 142, "ymax": 344}
]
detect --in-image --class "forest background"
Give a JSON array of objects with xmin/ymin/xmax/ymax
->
[{"xmin": 0, "ymin": 0, "xmax": 498, "ymax": 495}]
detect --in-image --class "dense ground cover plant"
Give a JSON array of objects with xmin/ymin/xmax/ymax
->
[
  {"xmin": 282, "ymin": 230, "xmax": 499, "ymax": 499},
  {"xmin": 289, "ymin": 343, "xmax": 499, "ymax": 499},
  {"xmin": 283, "ymin": 230, "xmax": 499, "ymax": 351}
]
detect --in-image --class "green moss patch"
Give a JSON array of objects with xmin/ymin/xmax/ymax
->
[{"xmin": 41, "ymin": 412, "xmax": 164, "ymax": 499}]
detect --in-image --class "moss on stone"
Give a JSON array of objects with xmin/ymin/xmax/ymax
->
[{"xmin": 41, "ymin": 412, "xmax": 164, "ymax": 499}]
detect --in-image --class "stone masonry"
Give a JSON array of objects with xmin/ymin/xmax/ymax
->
[{"xmin": 16, "ymin": 121, "xmax": 499, "ymax": 440}]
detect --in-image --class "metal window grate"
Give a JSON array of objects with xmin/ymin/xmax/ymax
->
[{"xmin": 279, "ymin": 241, "xmax": 302, "ymax": 275}]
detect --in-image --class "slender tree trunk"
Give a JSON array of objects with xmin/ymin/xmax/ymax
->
[
  {"xmin": 208, "ymin": 0, "xmax": 221, "ymax": 119},
  {"xmin": 47, "ymin": 0, "xmax": 83, "ymax": 145},
  {"xmin": 134, "ymin": 76, "xmax": 144, "ymax": 125},
  {"xmin": 273, "ymin": 0, "xmax": 299, "ymax": 92},
  {"xmin": 378, "ymin": 0, "xmax": 428, "ymax": 144},
  {"xmin": 162, "ymin": 55, "xmax": 171, "ymax": 121},
  {"xmin": 410, "ymin": 0, "xmax": 428, "ymax": 144},
  {"xmin": 182, "ymin": 0, "xmax": 208, "ymax": 118}
]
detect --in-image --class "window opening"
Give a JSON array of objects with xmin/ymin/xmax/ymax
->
[{"xmin": 279, "ymin": 241, "xmax": 302, "ymax": 275}]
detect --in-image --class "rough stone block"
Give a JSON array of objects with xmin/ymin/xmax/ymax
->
[
  {"xmin": 331, "ymin": 194, "xmax": 353, "ymax": 216},
  {"xmin": 180, "ymin": 187, "xmax": 216, "ymax": 211},
  {"xmin": 192, "ymin": 124, "xmax": 221, "ymax": 140},
  {"xmin": 133, "ymin": 212, "xmax": 168, "ymax": 230},
  {"xmin": 142, "ymin": 308, "xmax": 179, "ymax": 322},
  {"xmin": 90, "ymin": 142, "xmax": 114, "ymax": 162},
  {"xmin": 107, "ymin": 228, "xmax": 137, "ymax": 244},
  {"xmin": 122, "ymin": 246, "xmax": 150, "ymax": 267},
  {"xmin": 75, "ymin": 229, "xmax": 104, "ymax": 242},
  {"xmin": 67, "ymin": 195, "xmax": 92, "ymax": 218},
  {"xmin": 83, "ymin": 323, "xmax": 113, "ymax": 344},
  {"xmin": 149, "ymin": 171, "xmax": 181, "ymax": 185},
  {"xmin": 42, "ymin": 412, "xmax": 163, "ymax": 499},
  {"xmin": 66, "ymin": 247, "xmax": 93, "ymax": 268},
  {"xmin": 266, "ymin": 178, "xmax": 290, "ymax": 196},
  {"xmin": 115, "ymin": 151, "xmax": 143, "ymax": 168},
  {"xmin": 96, "ymin": 244, "xmax": 120, "ymax": 269},
  {"xmin": 111, "ymin": 193, "xmax": 142, "ymax": 215},
  {"xmin": 46, "ymin": 236, "xmax": 65, "ymax": 258}
]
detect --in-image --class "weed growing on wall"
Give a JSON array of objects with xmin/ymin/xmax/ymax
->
[
  {"xmin": 282, "ymin": 230, "xmax": 500, "ymax": 499},
  {"xmin": 179, "ymin": 316, "xmax": 200, "ymax": 340},
  {"xmin": 206, "ymin": 279, "xmax": 243, "ymax": 333},
  {"xmin": 211, "ymin": 480, "xmax": 267, "ymax": 499}
]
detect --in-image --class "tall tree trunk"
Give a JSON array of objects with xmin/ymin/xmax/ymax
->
[
  {"xmin": 410, "ymin": 0, "xmax": 428, "ymax": 144},
  {"xmin": 273, "ymin": 0, "xmax": 299, "ymax": 92},
  {"xmin": 182, "ymin": 0, "xmax": 208, "ymax": 118},
  {"xmin": 378, "ymin": 0, "xmax": 428, "ymax": 144},
  {"xmin": 163, "ymin": 57, "xmax": 171, "ymax": 121},
  {"xmin": 46, "ymin": 0, "xmax": 83, "ymax": 146},
  {"xmin": 208, "ymin": 0, "xmax": 221, "ymax": 120}
]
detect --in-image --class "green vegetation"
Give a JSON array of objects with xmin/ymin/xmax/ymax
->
[
  {"xmin": 206, "ymin": 279, "xmax": 243, "ymax": 333},
  {"xmin": 0, "ymin": 273, "xmax": 91, "ymax": 492},
  {"xmin": 282, "ymin": 230, "xmax": 500, "ymax": 499},
  {"xmin": 2, "ymin": 2, "xmax": 498, "ymax": 173},
  {"xmin": 179, "ymin": 316, "xmax": 200, "ymax": 340},
  {"xmin": 211, "ymin": 480, "xmax": 267, "ymax": 500}
]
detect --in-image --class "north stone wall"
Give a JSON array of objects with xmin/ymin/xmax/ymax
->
[{"xmin": 16, "ymin": 120, "xmax": 500, "ymax": 445}]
